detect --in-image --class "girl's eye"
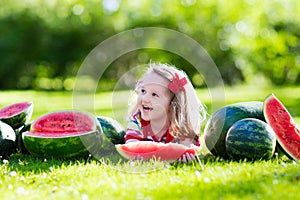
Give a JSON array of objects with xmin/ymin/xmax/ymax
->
[
  {"xmin": 140, "ymin": 89, "xmax": 146, "ymax": 94},
  {"xmin": 152, "ymin": 93, "xmax": 159, "ymax": 97}
]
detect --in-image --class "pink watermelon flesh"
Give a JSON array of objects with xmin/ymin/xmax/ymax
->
[
  {"xmin": 115, "ymin": 141, "xmax": 201, "ymax": 161},
  {"xmin": 0, "ymin": 101, "xmax": 32, "ymax": 118},
  {"xmin": 24, "ymin": 131, "xmax": 95, "ymax": 138},
  {"xmin": 30, "ymin": 111, "xmax": 95, "ymax": 136},
  {"xmin": 263, "ymin": 94, "xmax": 300, "ymax": 160}
]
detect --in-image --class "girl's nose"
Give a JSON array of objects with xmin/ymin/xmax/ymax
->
[{"xmin": 141, "ymin": 93, "xmax": 151, "ymax": 103}]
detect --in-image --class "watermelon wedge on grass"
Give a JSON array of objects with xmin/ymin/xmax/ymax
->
[
  {"xmin": 0, "ymin": 101, "xmax": 33, "ymax": 129},
  {"xmin": 115, "ymin": 141, "xmax": 201, "ymax": 162},
  {"xmin": 23, "ymin": 110, "xmax": 102, "ymax": 158},
  {"xmin": 263, "ymin": 94, "xmax": 300, "ymax": 160}
]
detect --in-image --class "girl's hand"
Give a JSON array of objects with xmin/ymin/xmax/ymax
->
[{"xmin": 178, "ymin": 152, "xmax": 196, "ymax": 163}]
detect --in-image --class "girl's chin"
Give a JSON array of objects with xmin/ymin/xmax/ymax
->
[{"xmin": 141, "ymin": 113, "xmax": 151, "ymax": 121}]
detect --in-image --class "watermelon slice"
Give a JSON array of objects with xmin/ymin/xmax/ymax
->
[
  {"xmin": 115, "ymin": 141, "xmax": 201, "ymax": 162},
  {"xmin": 0, "ymin": 101, "xmax": 33, "ymax": 129},
  {"xmin": 263, "ymin": 94, "xmax": 300, "ymax": 160}
]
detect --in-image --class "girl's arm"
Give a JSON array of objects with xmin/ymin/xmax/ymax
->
[
  {"xmin": 178, "ymin": 135, "xmax": 201, "ymax": 147},
  {"xmin": 124, "ymin": 128, "xmax": 147, "ymax": 143},
  {"xmin": 178, "ymin": 138, "xmax": 194, "ymax": 146}
]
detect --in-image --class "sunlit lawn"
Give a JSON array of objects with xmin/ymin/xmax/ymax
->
[
  {"xmin": 2, "ymin": 83, "xmax": 299, "ymax": 124},
  {"xmin": 0, "ymin": 85, "xmax": 300, "ymax": 200}
]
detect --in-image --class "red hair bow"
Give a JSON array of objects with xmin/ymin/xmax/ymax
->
[{"xmin": 168, "ymin": 73, "xmax": 187, "ymax": 94}]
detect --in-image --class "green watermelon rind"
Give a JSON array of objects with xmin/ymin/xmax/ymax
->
[
  {"xmin": 15, "ymin": 123, "xmax": 32, "ymax": 154},
  {"xmin": 23, "ymin": 130, "xmax": 101, "ymax": 158},
  {"xmin": 204, "ymin": 101, "xmax": 265, "ymax": 158},
  {"xmin": 263, "ymin": 94, "xmax": 300, "ymax": 161},
  {"xmin": 225, "ymin": 118, "xmax": 276, "ymax": 161},
  {"xmin": 96, "ymin": 116, "xmax": 125, "ymax": 144},
  {"xmin": 0, "ymin": 102, "xmax": 33, "ymax": 129},
  {"xmin": 95, "ymin": 116, "xmax": 125, "ymax": 156}
]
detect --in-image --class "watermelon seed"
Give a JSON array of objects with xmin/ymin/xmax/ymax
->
[{"xmin": 279, "ymin": 109, "xmax": 286, "ymax": 114}]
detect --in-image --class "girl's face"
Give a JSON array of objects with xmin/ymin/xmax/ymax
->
[{"xmin": 136, "ymin": 72, "xmax": 173, "ymax": 123}]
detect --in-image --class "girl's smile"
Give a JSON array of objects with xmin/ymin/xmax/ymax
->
[{"xmin": 142, "ymin": 104, "xmax": 153, "ymax": 112}]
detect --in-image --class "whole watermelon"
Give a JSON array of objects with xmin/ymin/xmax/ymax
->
[
  {"xmin": 0, "ymin": 121, "xmax": 16, "ymax": 158},
  {"xmin": 225, "ymin": 118, "xmax": 276, "ymax": 161},
  {"xmin": 96, "ymin": 116, "xmax": 125, "ymax": 156},
  {"xmin": 204, "ymin": 101, "xmax": 264, "ymax": 158}
]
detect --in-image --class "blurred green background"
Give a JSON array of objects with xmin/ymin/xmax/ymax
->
[{"xmin": 0, "ymin": 0, "xmax": 299, "ymax": 91}]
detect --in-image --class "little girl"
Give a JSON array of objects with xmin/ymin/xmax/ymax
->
[{"xmin": 124, "ymin": 62, "xmax": 206, "ymax": 162}]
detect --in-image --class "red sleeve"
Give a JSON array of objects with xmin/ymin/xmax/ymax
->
[{"xmin": 124, "ymin": 128, "xmax": 149, "ymax": 143}]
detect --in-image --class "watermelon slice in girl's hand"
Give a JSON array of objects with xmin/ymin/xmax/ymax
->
[{"xmin": 115, "ymin": 141, "xmax": 201, "ymax": 162}]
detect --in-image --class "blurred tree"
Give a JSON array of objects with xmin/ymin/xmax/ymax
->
[{"xmin": 0, "ymin": 0, "xmax": 299, "ymax": 90}]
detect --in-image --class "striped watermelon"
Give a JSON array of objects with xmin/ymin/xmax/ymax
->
[
  {"xmin": 96, "ymin": 116, "xmax": 125, "ymax": 156},
  {"xmin": 23, "ymin": 110, "xmax": 102, "ymax": 158},
  {"xmin": 96, "ymin": 116, "xmax": 125, "ymax": 144},
  {"xmin": 204, "ymin": 101, "xmax": 265, "ymax": 158},
  {"xmin": 0, "ymin": 101, "xmax": 33, "ymax": 129},
  {"xmin": 225, "ymin": 118, "xmax": 276, "ymax": 161}
]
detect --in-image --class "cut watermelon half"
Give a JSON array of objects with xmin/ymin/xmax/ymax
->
[
  {"xmin": 115, "ymin": 141, "xmax": 201, "ymax": 162},
  {"xmin": 263, "ymin": 94, "xmax": 300, "ymax": 160},
  {"xmin": 23, "ymin": 110, "xmax": 102, "ymax": 158}
]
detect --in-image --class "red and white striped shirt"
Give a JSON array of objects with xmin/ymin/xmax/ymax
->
[{"xmin": 124, "ymin": 112, "xmax": 200, "ymax": 146}]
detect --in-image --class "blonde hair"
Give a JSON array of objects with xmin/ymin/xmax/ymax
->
[{"xmin": 129, "ymin": 62, "xmax": 206, "ymax": 139}]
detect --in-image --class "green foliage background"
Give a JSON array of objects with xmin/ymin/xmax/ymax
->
[{"xmin": 0, "ymin": 0, "xmax": 300, "ymax": 90}]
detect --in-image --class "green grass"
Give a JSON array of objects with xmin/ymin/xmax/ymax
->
[{"xmin": 1, "ymin": 85, "xmax": 300, "ymax": 200}]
